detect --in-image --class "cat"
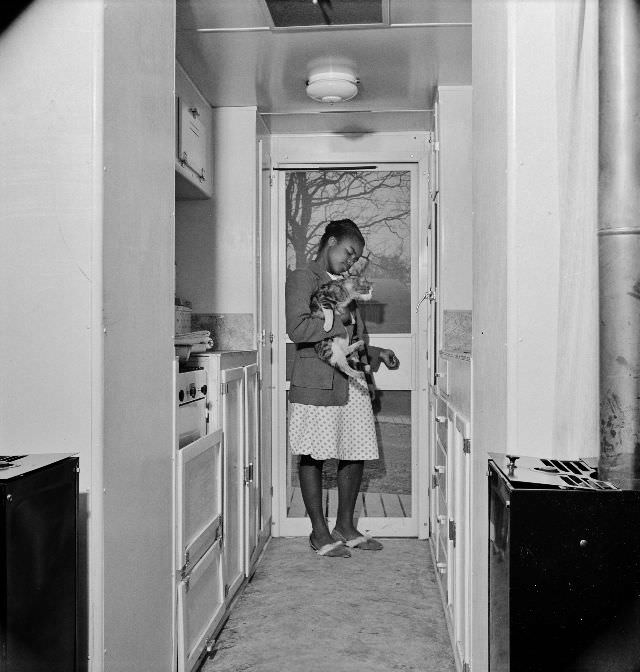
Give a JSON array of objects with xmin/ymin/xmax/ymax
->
[{"xmin": 309, "ymin": 275, "xmax": 373, "ymax": 379}]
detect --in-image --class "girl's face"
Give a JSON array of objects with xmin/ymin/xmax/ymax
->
[{"xmin": 326, "ymin": 235, "xmax": 364, "ymax": 275}]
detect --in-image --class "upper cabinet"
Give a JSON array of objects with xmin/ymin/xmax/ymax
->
[{"xmin": 176, "ymin": 62, "xmax": 213, "ymax": 199}]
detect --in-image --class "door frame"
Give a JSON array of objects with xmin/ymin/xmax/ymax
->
[{"xmin": 268, "ymin": 132, "xmax": 432, "ymax": 539}]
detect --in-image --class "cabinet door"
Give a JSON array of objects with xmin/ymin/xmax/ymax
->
[
  {"xmin": 176, "ymin": 430, "xmax": 223, "ymax": 574},
  {"xmin": 221, "ymin": 367, "xmax": 245, "ymax": 602},
  {"xmin": 431, "ymin": 395, "xmax": 449, "ymax": 594},
  {"xmin": 452, "ymin": 414, "xmax": 471, "ymax": 667},
  {"xmin": 177, "ymin": 538, "xmax": 224, "ymax": 672},
  {"xmin": 244, "ymin": 363, "xmax": 259, "ymax": 576}
]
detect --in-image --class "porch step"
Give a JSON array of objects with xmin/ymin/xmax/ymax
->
[{"xmin": 287, "ymin": 486, "xmax": 411, "ymax": 518}]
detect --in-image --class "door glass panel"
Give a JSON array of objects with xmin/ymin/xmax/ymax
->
[
  {"xmin": 284, "ymin": 169, "xmax": 412, "ymax": 519},
  {"xmin": 285, "ymin": 170, "xmax": 411, "ymax": 333}
]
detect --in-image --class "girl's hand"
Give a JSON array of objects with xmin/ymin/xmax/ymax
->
[{"xmin": 380, "ymin": 349, "xmax": 399, "ymax": 370}]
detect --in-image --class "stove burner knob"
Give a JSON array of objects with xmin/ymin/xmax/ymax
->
[
  {"xmin": 201, "ymin": 384, "xmax": 207, "ymax": 395},
  {"xmin": 178, "ymin": 390, "xmax": 185, "ymax": 402},
  {"xmin": 189, "ymin": 384, "xmax": 196, "ymax": 398}
]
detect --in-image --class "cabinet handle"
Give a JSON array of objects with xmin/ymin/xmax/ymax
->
[
  {"xmin": 435, "ymin": 415, "xmax": 447, "ymax": 424},
  {"xmin": 189, "ymin": 106, "xmax": 200, "ymax": 119}
]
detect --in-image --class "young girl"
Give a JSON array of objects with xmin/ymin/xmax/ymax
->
[{"xmin": 286, "ymin": 219, "xmax": 400, "ymax": 557}]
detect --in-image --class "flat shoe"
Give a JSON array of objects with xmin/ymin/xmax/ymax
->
[
  {"xmin": 309, "ymin": 534, "xmax": 351, "ymax": 558},
  {"xmin": 332, "ymin": 528, "xmax": 384, "ymax": 551}
]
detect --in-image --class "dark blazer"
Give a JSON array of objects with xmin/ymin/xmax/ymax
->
[{"xmin": 285, "ymin": 260, "xmax": 381, "ymax": 406}]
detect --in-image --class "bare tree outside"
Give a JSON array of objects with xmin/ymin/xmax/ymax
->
[{"xmin": 285, "ymin": 169, "xmax": 412, "ymax": 333}]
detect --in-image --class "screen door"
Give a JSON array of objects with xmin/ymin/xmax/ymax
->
[{"xmin": 275, "ymin": 166, "xmax": 419, "ymax": 537}]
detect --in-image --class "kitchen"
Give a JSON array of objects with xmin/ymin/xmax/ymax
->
[{"xmin": 1, "ymin": 1, "xmax": 619, "ymax": 671}]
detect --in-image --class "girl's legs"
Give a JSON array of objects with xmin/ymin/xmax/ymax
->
[
  {"xmin": 298, "ymin": 455, "xmax": 334, "ymax": 547},
  {"xmin": 334, "ymin": 460, "xmax": 383, "ymax": 549},
  {"xmin": 334, "ymin": 459, "xmax": 364, "ymax": 538}
]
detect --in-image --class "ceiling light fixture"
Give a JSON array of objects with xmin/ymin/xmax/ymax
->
[{"xmin": 306, "ymin": 65, "xmax": 359, "ymax": 104}]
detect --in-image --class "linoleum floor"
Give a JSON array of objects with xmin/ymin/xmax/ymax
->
[{"xmin": 200, "ymin": 538, "xmax": 456, "ymax": 672}]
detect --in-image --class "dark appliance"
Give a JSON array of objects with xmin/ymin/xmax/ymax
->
[
  {"xmin": 489, "ymin": 453, "xmax": 640, "ymax": 672},
  {"xmin": 0, "ymin": 454, "xmax": 78, "ymax": 672}
]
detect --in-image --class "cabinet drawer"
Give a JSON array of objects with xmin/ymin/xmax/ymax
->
[
  {"xmin": 177, "ymin": 538, "xmax": 224, "ymax": 672},
  {"xmin": 177, "ymin": 430, "xmax": 223, "ymax": 572}
]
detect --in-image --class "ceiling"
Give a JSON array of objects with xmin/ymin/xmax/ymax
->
[{"xmin": 176, "ymin": 0, "xmax": 471, "ymax": 134}]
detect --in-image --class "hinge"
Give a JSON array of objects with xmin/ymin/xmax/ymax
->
[
  {"xmin": 224, "ymin": 584, "xmax": 230, "ymax": 598},
  {"xmin": 463, "ymin": 663, "xmax": 471, "ymax": 672},
  {"xmin": 244, "ymin": 463, "xmax": 254, "ymax": 484},
  {"xmin": 269, "ymin": 174, "xmax": 274, "ymax": 188},
  {"xmin": 270, "ymin": 486, "xmax": 274, "ymax": 496},
  {"xmin": 269, "ymin": 332, "xmax": 274, "ymax": 343},
  {"xmin": 432, "ymin": 474, "xmax": 439, "ymax": 489},
  {"xmin": 220, "ymin": 382, "xmax": 228, "ymax": 395},
  {"xmin": 463, "ymin": 438, "xmax": 471, "ymax": 454},
  {"xmin": 449, "ymin": 519, "xmax": 456, "ymax": 547},
  {"xmin": 180, "ymin": 550, "xmax": 191, "ymax": 580},
  {"xmin": 433, "ymin": 141, "xmax": 440, "ymax": 152}
]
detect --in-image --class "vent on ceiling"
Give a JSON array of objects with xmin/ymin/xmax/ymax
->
[{"xmin": 265, "ymin": 0, "xmax": 384, "ymax": 27}]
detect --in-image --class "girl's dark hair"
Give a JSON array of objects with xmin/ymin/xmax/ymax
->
[{"xmin": 317, "ymin": 219, "xmax": 365, "ymax": 252}]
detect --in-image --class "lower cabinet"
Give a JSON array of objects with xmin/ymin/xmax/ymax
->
[
  {"xmin": 174, "ymin": 352, "xmax": 265, "ymax": 672},
  {"xmin": 177, "ymin": 539, "xmax": 224, "ymax": 672},
  {"xmin": 429, "ymin": 389, "xmax": 471, "ymax": 672},
  {"xmin": 175, "ymin": 430, "xmax": 225, "ymax": 672},
  {"xmin": 220, "ymin": 366, "xmax": 246, "ymax": 603},
  {"xmin": 244, "ymin": 363, "xmax": 260, "ymax": 575}
]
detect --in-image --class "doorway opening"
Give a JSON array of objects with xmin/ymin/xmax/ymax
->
[{"xmin": 272, "ymin": 163, "xmax": 427, "ymax": 537}]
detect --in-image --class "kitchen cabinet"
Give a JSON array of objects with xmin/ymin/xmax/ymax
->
[
  {"xmin": 244, "ymin": 363, "xmax": 261, "ymax": 576},
  {"xmin": 175, "ymin": 351, "xmax": 261, "ymax": 671},
  {"xmin": 430, "ymin": 388, "xmax": 471, "ymax": 672},
  {"xmin": 191, "ymin": 351, "xmax": 262, "ymax": 586},
  {"xmin": 175, "ymin": 62, "xmax": 213, "ymax": 199},
  {"xmin": 174, "ymin": 419, "xmax": 225, "ymax": 672},
  {"xmin": 220, "ymin": 365, "xmax": 245, "ymax": 602}
]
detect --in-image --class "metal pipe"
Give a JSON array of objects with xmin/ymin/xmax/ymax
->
[{"xmin": 599, "ymin": 0, "xmax": 640, "ymax": 488}]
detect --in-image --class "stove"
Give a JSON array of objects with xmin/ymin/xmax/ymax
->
[
  {"xmin": 489, "ymin": 453, "xmax": 640, "ymax": 671},
  {"xmin": 488, "ymin": 453, "xmax": 617, "ymax": 490},
  {"xmin": 176, "ymin": 367, "xmax": 208, "ymax": 448}
]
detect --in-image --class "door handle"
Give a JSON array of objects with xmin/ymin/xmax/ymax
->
[{"xmin": 416, "ymin": 288, "xmax": 437, "ymax": 313}]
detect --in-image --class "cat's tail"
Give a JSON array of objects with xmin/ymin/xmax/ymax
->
[{"xmin": 335, "ymin": 340, "xmax": 366, "ymax": 378}]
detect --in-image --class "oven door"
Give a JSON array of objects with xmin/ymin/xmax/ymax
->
[{"xmin": 177, "ymin": 398, "xmax": 207, "ymax": 449}]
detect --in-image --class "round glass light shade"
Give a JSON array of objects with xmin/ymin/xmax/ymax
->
[{"xmin": 306, "ymin": 70, "xmax": 359, "ymax": 103}]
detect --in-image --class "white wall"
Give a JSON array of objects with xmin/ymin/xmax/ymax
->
[
  {"xmin": 438, "ymin": 86, "xmax": 472, "ymax": 311},
  {"xmin": 471, "ymin": 1, "xmax": 598, "ymax": 668},
  {"xmin": 103, "ymin": 1, "xmax": 176, "ymax": 670},
  {"xmin": 176, "ymin": 107, "xmax": 258, "ymax": 315},
  {"xmin": 0, "ymin": 2, "xmax": 104, "ymax": 667},
  {"xmin": 0, "ymin": 0, "xmax": 101, "ymax": 480}
]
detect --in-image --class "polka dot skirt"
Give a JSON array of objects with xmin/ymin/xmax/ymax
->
[{"xmin": 288, "ymin": 374, "xmax": 379, "ymax": 461}]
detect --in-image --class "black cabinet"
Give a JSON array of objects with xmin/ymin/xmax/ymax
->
[
  {"xmin": 0, "ymin": 455, "xmax": 78, "ymax": 672},
  {"xmin": 489, "ymin": 456, "xmax": 640, "ymax": 672}
]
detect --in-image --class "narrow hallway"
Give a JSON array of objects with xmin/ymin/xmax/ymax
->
[{"xmin": 201, "ymin": 538, "xmax": 455, "ymax": 672}]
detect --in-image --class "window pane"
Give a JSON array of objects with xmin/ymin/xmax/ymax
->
[{"xmin": 285, "ymin": 170, "xmax": 411, "ymax": 333}]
